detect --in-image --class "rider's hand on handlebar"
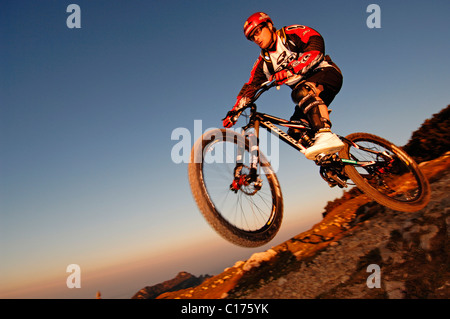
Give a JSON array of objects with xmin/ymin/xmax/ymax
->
[
  {"xmin": 223, "ymin": 110, "xmax": 238, "ymax": 128},
  {"xmin": 222, "ymin": 97, "xmax": 249, "ymax": 128},
  {"xmin": 270, "ymin": 69, "xmax": 293, "ymax": 85}
]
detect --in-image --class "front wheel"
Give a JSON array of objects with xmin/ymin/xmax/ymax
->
[
  {"xmin": 188, "ymin": 129, "xmax": 283, "ymax": 247},
  {"xmin": 339, "ymin": 132, "xmax": 430, "ymax": 212}
]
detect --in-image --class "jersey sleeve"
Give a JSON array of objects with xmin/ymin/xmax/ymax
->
[
  {"xmin": 284, "ymin": 25, "xmax": 325, "ymax": 75},
  {"xmin": 285, "ymin": 24, "xmax": 325, "ymax": 52},
  {"xmin": 236, "ymin": 55, "xmax": 269, "ymax": 101}
]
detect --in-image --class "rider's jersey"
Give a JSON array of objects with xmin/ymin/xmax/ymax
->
[{"xmin": 237, "ymin": 25, "xmax": 334, "ymax": 102}]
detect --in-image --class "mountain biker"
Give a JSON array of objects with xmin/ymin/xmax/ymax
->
[{"xmin": 223, "ymin": 12, "xmax": 344, "ymax": 160}]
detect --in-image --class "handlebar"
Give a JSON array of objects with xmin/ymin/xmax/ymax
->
[
  {"xmin": 250, "ymin": 79, "xmax": 277, "ymax": 103},
  {"xmin": 225, "ymin": 74, "xmax": 303, "ymax": 119},
  {"xmin": 250, "ymin": 73, "xmax": 303, "ymax": 104}
]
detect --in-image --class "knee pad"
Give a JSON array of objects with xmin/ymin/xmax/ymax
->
[
  {"xmin": 291, "ymin": 82, "xmax": 322, "ymax": 112},
  {"xmin": 291, "ymin": 82, "xmax": 315, "ymax": 105},
  {"xmin": 306, "ymin": 104, "xmax": 332, "ymax": 130},
  {"xmin": 291, "ymin": 82, "xmax": 331, "ymax": 130}
]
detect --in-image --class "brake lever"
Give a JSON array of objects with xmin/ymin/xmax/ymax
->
[{"xmin": 261, "ymin": 79, "xmax": 276, "ymax": 87}]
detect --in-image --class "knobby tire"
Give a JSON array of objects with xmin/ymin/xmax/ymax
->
[
  {"xmin": 188, "ymin": 129, "xmax": 283, "ymax": 247},
  {"xmin": 339, "ymin": 132, "xmax": 430, "ymax": 212}
]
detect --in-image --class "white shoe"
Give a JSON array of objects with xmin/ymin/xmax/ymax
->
[{"xmin": 304, "ymin": 130, "xmax": 345, "ymax": 160}]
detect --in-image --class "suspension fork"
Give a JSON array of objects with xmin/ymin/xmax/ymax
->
[
  {"xmin": 231, "ymin": 120, "xmax": 260, "ymax": 190},
  {"xmin": 238, "ymin": 118, "xmax": 260, "ymax": 174},
  {"xmin": 249, "ymin": 119, "xmax": 260, "ymax": 172}
]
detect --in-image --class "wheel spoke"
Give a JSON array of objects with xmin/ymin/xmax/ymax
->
[
  {"xmin": 341, "ymin": 133, "xmax": 430, "ymax": 212},
  {"xmin": 202, "ymin": 138, "xmax": 277, "ymax": 232}
]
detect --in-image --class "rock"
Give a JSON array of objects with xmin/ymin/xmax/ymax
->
[
  {"xmin": 419, "ymin": 225, "xmax": 439, "ymax": 251},
  {"xmin": 242, "ymin": 249, "xmax": 277, "ymax": 272},
  {"xmin": 385, "ymin": 281, "xmax": 406, "ymax": 299},
  {"xmin": 277, "ymin": 277, "xmax": 287, "ymax": 286},
  {"xmin": 330, "ymin": 241, "xmax": 339, "ymax": 246},
  {"xmin": 340, "ymin": 275, "xmax": 350, "ymax": 283}
]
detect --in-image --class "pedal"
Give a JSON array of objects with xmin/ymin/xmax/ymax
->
[
  {"xmin": 319, "ymin": 166, "xmax": 348, "ymax": 189},
  {"xmin": 326, "ymin": 171, "xmax": 347, "ymax": 188},
  {"xmin": 314, "ymin": 153, "xmax": 334, "ymax": 166},
  {"xmin": 327, "ymin": 181, "xmax": 338, "ymax": 188}
]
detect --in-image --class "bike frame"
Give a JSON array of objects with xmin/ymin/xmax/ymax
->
[
  {"xmin": 234, "ymin": 80, "xmax": 386, "ymax": 180},
  {"xmin": 235, "ymin": 80, "xmax": 310, "ymax": 174},
  {"xmin": 243, "ymin": 107, "xmax": 310, "ymax": 153}
]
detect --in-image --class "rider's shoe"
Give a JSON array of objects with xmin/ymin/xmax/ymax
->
[{"xmin": 304, "ymin": 128, "xmax": 345, "ymax": 160}]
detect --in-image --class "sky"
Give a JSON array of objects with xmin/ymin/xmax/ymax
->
[{"xmin": 1, "ymin": 0, "xmax": 449, "ymax": 299}]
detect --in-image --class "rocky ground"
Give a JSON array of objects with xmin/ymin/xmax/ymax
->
[{"xmin": 156, "ymin": 153, "xmax": 449, "ymax": 299}]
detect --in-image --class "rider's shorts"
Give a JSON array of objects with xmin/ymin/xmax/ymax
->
[{"xmin": 291, "ymin": 56, "xmax": 343, "ymax": 107}]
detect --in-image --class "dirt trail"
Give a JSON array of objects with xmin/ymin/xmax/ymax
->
[{"xmin": 158, "ymin": 153, "xmax": 450, "ymax": 299}]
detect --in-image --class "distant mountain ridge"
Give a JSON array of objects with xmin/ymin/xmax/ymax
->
[{"xmin": 131, "ymin": 271, "xmax": 211, "ymax": 299}]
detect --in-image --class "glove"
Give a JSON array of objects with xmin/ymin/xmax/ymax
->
[
  {"xmin": 223, "ymin": 110, "xmax": 239, "ymax": 128},
  {"xmin": 270, "ymin": 69, "xmax": 292, "ymax": 85},
  {"xmin": 222, "ymin": 97, "xmax": 249, "ymax": 128}
]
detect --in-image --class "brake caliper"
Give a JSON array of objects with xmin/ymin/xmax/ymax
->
[
  {"xmin": 230, "ymin": 164, "xmax": 244, "ymax": 193},
  {"xmin": 230, "ymin": 166, "xmax": 261, "ymax": 193}
]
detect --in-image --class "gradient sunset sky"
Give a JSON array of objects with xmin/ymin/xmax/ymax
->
[{"xmin": 1, "ymin": 0, "xmax": 449, "ymax": 298}]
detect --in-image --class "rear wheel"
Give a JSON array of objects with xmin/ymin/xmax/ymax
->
[
  {"xmin": 188, "ymin": 129, "xmax": 283, "ymax": 247},
  {"xmin": 339, "ymin": 132, "xmax": 430, "ymax": 212}
]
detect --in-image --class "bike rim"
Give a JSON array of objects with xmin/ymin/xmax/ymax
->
[
  {"xmin": 348, "ymin": 139, "xmax": 424, "ymax": 203},
  {"xmin": 201, "ymin": 139, "xmax": 277, "ymax": 233}
]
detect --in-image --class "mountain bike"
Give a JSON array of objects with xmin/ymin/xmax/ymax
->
[{"xmin": 188, "ymin": 79, "xmax": 430, "ymax": 247}]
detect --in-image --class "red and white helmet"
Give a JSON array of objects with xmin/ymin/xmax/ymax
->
[{"xmin": 243, "ymin": 12, "xmax": 273, "ymax": 40}]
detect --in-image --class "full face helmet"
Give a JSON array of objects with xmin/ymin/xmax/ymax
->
[{"xmin": 243, "ymin": 12, "xmax": 273, "ymax": 40}]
